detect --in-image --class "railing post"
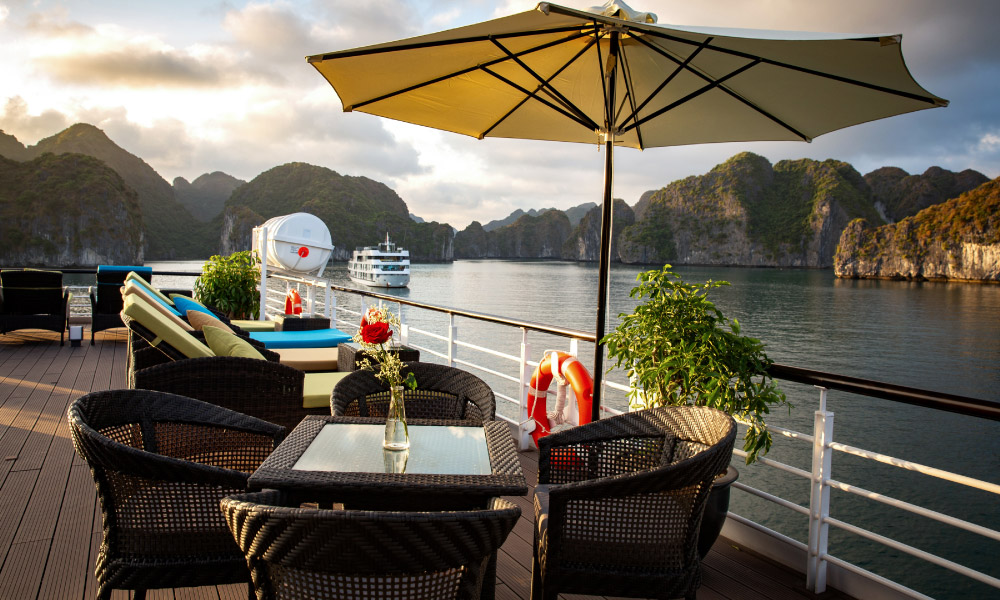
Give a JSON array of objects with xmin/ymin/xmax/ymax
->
[
  {"xmin": 807, "ymin": 387, "xmax": 833, "ymax": 593},
  {"xmin": 258, "ymin": 226, "xmax": 268, "ymax": 321},
  {"xmin": 326, "ymin": 285, "xmax": 335, "ymax": 321},
  {"xmin": 518, "ymin": 329, "xmax": 533, "ymax": 451},
  {"xmin": 447, "ymin": 313, "xmax": 457, "ymax": 367}
]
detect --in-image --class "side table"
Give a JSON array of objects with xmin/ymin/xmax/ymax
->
[
  {"xmin": 339, "ymin": 342, "xmax": 420, "ymax": 371},
  {"xmin": 275, "ymin": 315, "xmax": 331, "ymax": 331}
]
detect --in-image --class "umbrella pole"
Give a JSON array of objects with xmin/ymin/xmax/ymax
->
[{"xmin": 591, "ymin": 135, "xmax": 614, "ymax": 423}]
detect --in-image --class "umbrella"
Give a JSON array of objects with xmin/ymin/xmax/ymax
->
[{"xmin": 306, "ymin": 1, "xmax": 947, "ymax": 421}]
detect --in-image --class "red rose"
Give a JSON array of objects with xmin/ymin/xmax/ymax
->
[{"xmin": 361, "ymin": 321, "xmax": 392, "ymax": 345}]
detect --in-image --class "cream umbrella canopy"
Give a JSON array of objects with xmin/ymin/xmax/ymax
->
[{"xmin": 307, "ymin": 1, "xmax": 947, "ymax": 420}]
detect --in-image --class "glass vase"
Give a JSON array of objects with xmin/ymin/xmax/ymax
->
[{"xmin": 383, "ymin": 385, "xmax": 409, "ymax": 450}]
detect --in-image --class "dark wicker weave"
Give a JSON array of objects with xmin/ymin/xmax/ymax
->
[
  {"xmin": 331, "ymin": 362, "xmax": 495, "ymax": 423},
  {"xmin": 248, "ymin": 416, "xmax": 527, "ymax": 511},
  {"xmin": 0, "ymin": 269, "xmax": 70, "ymax": 345},
  {"xmin": 221, "ymin": 490, "xmax": 520, "ymax": 600},
  {"xmin": 122, "ymin": 313, "xmax": 322, "ymax": 431},
  {"xmin": 68, "ymin": 389, "xmax": 285, "ymax": 600},
  {"xmin": 530, "ymin": 405, "xmax": 736, "ymax": 600}
]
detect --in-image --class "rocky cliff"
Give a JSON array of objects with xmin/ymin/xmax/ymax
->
[
  {"xmin": 221, "ymin": 162, "xmax": 453, "ymax": 261},
  {"xmin": 455, "ymin": 210, "xmax": 573, "ymax": 258},
  {"xmin": 173, "ymin": 171, "xmax": 245, "ymax": 222},
  {"xmin": 623, "ymin": 153, "xmax": 886, "ymax": 267},
  {"xmin": 562, "ymin": 199, "xmax": 635, "ymax": 261},
  {"xmin": 835, "ymin": 177, "xmax": 1000, "ymax": 282},
  {"xmin": 0, "ymin": 153, "xmax": 144, "ymax": 266},
  {"xmin": 865, "ymin": 166, "xmax": 988, "ymax": 222},
  {"xmin": 3, "ymin": 124, "xmax": 217, "ymax": 259}
]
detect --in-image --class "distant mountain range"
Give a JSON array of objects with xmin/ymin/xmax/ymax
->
[{"xmin": 0, "ymin": 122, "xmax": 993, "ymax": 281}]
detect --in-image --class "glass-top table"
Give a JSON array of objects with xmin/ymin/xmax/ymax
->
[{"xmin": 249, "ymin": 416, "xmax": 528, "ymax": 511}]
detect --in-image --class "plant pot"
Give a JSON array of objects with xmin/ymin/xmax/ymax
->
[{"xmin": 698, "ymin": 466, "xmax": 739, "ymax": 559}]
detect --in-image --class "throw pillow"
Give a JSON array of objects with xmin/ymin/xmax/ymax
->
[
  {"xmin": 203, "ymin": 325, "xmax": 265, "ymax": 360},
  {"xmin": 186, "ymin": 310, "xmax": 235, "ymax": 334},
  {"xmin": 172, "ymin": 294, "xmax": 216, "ymax": 317}
]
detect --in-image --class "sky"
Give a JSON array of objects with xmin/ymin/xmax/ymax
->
[{"xmin": 1, "ymin": 0, "xmax": 998, "ymax": 230}]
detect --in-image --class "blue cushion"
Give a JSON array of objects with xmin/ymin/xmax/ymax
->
[
  {"xmin": 249, "ymin": 328, "xmax": 352, "ymax": 349},
  {"xmin": 171, "ymin": 294, "xmax": 215, "ymax": 317},
  {"xmin": 130, "ymin": 279, "xmax": 183, "ymax": 318},
  {"xmin": 98, "ymin": 265, "xmax": 151, "ymax": 278}
]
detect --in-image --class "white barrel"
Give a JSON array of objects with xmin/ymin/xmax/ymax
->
[{"xmin": 260, "ymin": 213, "xmax": 334, "ymax": 273}]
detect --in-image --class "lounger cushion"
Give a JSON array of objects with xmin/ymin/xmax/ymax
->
[
  {"xmin": 231, "ymin": 319, "xmax": 276, "ymax": 332},
  {"xmin": 123, "ymin": 282, "xmax": 193, "ymax": 332},
  {"xmin": 126, "ymin": 272, "xmax": 174, "ymax": 306},
  {"xmin": 249, "ymin": 328, "xmax": 352, "ymax": 349},
  {"xmin": 275, "ymin": 347, "xmax": 339, "ymax": 371},
  {"xmin": 171, "ymin": 294, "xmax": 215, "ymax": 317},
  {"xmin": 303, "ymin": 371, "xmax": 352, "ymax": 408},
  {"xmin": 122, "ymin": 294, "xmax": 212, "ymax": 359},
  {"xmin": 203, "ymin": 325, "xmax": 266, "ymax": 360},
  {"xmin": 185, "ymin": 310, "xmax": 234, "ymax": 334}
]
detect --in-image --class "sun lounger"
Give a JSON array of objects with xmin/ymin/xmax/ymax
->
[{"xmin": 0, "ymin": 269, "xmax": 71, "ymax": 345}]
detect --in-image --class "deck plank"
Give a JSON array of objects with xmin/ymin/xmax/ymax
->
[{"xmin": 0, "ymin": 330, "xmax": 858, "ymax": 600}]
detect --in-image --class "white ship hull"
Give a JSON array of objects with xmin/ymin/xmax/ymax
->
[{"xmin": 348, "ymin": 271, "xmax": 410, "ymax": 288}]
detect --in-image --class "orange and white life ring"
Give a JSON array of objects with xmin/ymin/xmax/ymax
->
[
  {"xmin": 284, "ymin": 289, "xmax": 302, "ymax": 315},
  {"xmin": 527, "ymin": 351, "xmax": 593, "ymax": 448}
]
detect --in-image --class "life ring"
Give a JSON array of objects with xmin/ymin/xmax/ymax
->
[
  {"xmin": 527, "ymin": 351, "xmax": 593, "ymax": 448},
  {"xmin": 284, "ymin": 289, "xmax": 302, "ymax": 315}
]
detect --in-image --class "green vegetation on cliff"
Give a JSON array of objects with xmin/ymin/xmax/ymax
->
[{"xmin": 0, "ymin": 153, "xmax": 143, "ymax": 265}]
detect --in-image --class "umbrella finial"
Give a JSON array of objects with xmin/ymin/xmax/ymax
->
[{"xmin": 587, "ymin": 1, "xmax": 657, "ymax": 24}]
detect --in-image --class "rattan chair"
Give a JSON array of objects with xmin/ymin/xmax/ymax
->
[
  {"xmin": 122, "ymin": 312, "xmax": 324, "ymax": 431},
  {"xmin": 221, "ymin": 490, "xmax": 520, "ymax": 600},
  {"xmin": 0, "ymin": 269, "xmax": 70, "ymax": 345},
  {"xmin": 530, "ymin": 405, "xmax": 736, "ymax": 600},
  {"xmin": 68, "ymin": 389, "xmax": 285, "ymax": 600},
  {"xmin": 331, "ymin": 362, "xmax": 496, "ymax": 422}
]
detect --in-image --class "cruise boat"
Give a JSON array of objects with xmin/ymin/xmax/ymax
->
[{"xmin": 347, "ymin": 233, "xmax": 410, "ymax": 288}]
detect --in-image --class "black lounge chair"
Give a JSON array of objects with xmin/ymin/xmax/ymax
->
[
  {"xmin": 68, "ymin": 389, "xmax": 285, "ymax": 600},
  {"xmin": 0, "ymin": 269, "xmax": 70, "ymax": 345},
  {"xmin": 221, "ymin": 490, "xmax": 520, "ymax": 600},
  {"xmin": 331, "ymin": 361, "xmax": 496, "ymax": 423},
  {"xmin": 530, "ymin": 405, "xmax": 737, "ymax": 600},
  {"xmin": 89, "ymin": 265, "xmax": 150, "ymax": 344}
]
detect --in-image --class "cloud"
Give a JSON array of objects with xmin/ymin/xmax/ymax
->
[
  {"xmin": 0, "ymin": 96, "xmax": 70, "ymax": 141},
  {"xmin": 22, "ymin": 7, "xmax": 93, "ymax": 37},
  {"xmin": 33, "ymin": 46, "xmax": 237, "ymax": 88}
]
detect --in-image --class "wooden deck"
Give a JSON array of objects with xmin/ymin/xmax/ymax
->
[{"xmin": 0, "ymin": 328, "xmax": 855, "ymax": 600}]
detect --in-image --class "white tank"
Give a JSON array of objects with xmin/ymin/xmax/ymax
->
[{"xmin": 260, "ymin": 213, "xmax": 334, "ymax": 274}]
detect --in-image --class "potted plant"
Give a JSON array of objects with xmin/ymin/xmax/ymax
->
[
  {"xmin": 601, "ymin": 264, "xmax": 789, "ymax": 556},
  {"xmin": 193, "ymin": 250, "xmax": 261, "ymax": 320}
]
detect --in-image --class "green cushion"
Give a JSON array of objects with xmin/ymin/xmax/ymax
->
[
  {"xmin": 203, "ymin": 325, "xmax": 266, "ymax": 360},
  {"xmin": 122, "ymin": 294, "xmax": 213, "ymax": 359},
  {"xmin": 303, "ymin": 371, "xmax": 351, "ymax": 409},
  {"xmin": 126, "ymin": 272, "xmax": 174, "ymax": 306},
  {"xmin": 231, "ymin": 319, "xmax": 276, "ymax": 332}
]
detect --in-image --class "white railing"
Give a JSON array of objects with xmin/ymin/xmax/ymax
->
[{"xmin": 323, "ymin": 284, "xmax": 999, "ymax": 600}]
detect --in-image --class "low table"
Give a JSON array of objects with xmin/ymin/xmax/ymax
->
[
  {"xmin": 338, "ymin": 342, "xmax": 420, "ymax": 371},
  {"xmin": 249, "ymin": 415, "xmax": 526, "ymax": 510}
]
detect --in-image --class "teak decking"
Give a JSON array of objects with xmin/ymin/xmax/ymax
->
[{"xmin": 0, "ymin": 329, "xmax": 854, "ymax": 600}]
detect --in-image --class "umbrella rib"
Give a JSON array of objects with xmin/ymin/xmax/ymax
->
[
  {"xmin": 614, "ymin": 44, "xmax": 644, "ymax": 149},
  {"xmin": 480, "ymin": 66, "xmax": 599, "ymax": 132},
  {"xmin": 618, "ymin": 37, "xmax": 713, "ymax": 135},
  {"xmin": 488, "ymin": 36, "xmax": 597, "ymax": 131},
  {"xmin": 307, "ymin": 24, "xmax": 588, "ymax": 61},
  {"xmin": 623, "ymin": 59, "xmax": 764, "ymax": 134},
  {"xmin": 480, "ymin": 36, "xmax": 602, "ymax": 138},
  {"xmin": 636, "ymin": 28, "xmax": 945, "ymax": 106},
  {"xmin": 347, "ymin": 29, "xmax": 594, "ymax": 112},
  {"xmin": 630, "ymin": 34, "xmax": 810, "ymax": 141}
]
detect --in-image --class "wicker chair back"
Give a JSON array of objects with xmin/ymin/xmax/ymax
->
[
  {"xmin": 331, "ymin": 362, "xmax": 496, "ymax": 423},
  {"xmin": 0, "ymin": 269, "xmax": 68, "ymax": 344},
  {"xmin": 221, "ymin": 490, "xmax": 520, "ymax": 600}
]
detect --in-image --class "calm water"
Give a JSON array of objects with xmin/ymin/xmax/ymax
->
[{"xmin": 141, "ymin": 259, "xmax": 999, "ymax": 599}]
